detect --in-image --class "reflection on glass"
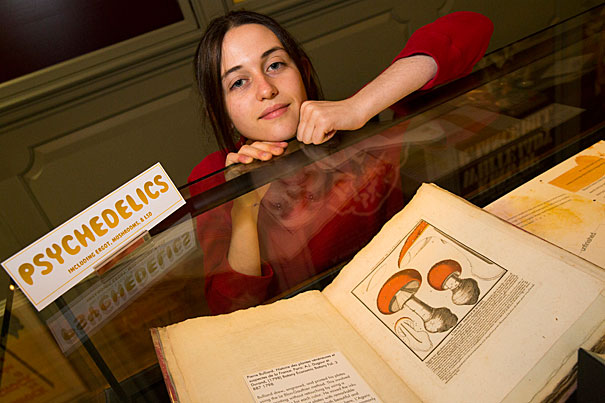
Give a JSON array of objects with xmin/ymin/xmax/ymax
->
[
  {"xmin": 196, "ymin": 127, "xmax": 418, "ymax": 314},
  {"xmin": 0, "ymin": 292, "xmax": 89, "ymax": 401},
  {"xmin": 9, "ymin": 219, "xmax": 208, "ymax": 398},
  {"xmin": 46, "ymin": 220, "xmax": 198, "ymax": 355}
]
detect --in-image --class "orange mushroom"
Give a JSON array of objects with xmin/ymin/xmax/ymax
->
[
  {"xmin": 377, "ymin": 269, "xmax": 421, "ymax": 315},
  {"xmin": 428, "ymin": 259, "xmax": 462, "ymax": 291},
  {"xmin": 428, "ymin": 259, "xmax": 480, "ymax": 305}
]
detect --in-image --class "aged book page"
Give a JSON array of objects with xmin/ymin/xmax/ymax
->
[
  {"xmin": 153, "ymin": 291, "xmax": 420, "ymax": 402},
  {"xmin": 323, "ymin": 184, "xmax": 605, "ymax": 403},
  {"xmin": 486, "ymin": 140, "xmax": 605, "ymax": 268}
]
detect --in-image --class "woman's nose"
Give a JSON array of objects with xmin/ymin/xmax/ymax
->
[{"xmin": 256, "ymin": 76, "xmax": 278, "ymax": 100}]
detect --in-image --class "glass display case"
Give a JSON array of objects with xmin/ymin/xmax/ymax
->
[{"xmin": 1, "ymin": 5, "xmax": 604, "ymax": 401}]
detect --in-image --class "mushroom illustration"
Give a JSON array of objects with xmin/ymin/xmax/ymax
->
[
  {"xmin": 398, "ymin": 221, "xmax": 429, "ymax": 267},
  {"xmin": 428, "ymin": 259, "xmax": 480, "ymax": 305},
  {"xmin": 377, "ymin": 269, "xmax": 458, "ymax": 333},
  {"xmin": 394, "ymin": 317, "xmax": 433, "ymax": 352}
]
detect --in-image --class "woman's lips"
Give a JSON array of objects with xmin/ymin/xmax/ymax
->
[{"xmin": 260, "ymin": 104, "xmax": 289, "ymax": 120}]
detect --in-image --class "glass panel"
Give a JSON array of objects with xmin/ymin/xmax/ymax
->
[
  {"xmin": 1, "ymin": 289, "xmax": 105, "ymax": 401},
  {"xmin": 36, "ymin": 218, "xmax": 206, "ymax": 398},
  {"xmin": 2, "ymin": 4, "xmax": 604, "ymax": 400}
]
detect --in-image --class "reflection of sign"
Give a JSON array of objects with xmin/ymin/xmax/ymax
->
[
  {"xmin": 1, "ymin": 163, "xmax": 185, "ymax": 311},
  {"xmin": 459, "ymin": 129, "xmax": 552, "ymax": 195},
  {"xmin": 46, "ymin": 220, "xmax": 196, "ymax": 354}
]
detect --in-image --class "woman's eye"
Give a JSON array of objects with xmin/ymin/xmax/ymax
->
[
  {"xmin": 268, "ymin": 62, "xmax": 283, "ymax": 71},
  {"xmin": 230, "ymin": 79, "xmax": 245, "ymax": 90}
]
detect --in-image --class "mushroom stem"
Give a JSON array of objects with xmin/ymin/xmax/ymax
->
[
  {"xmin": 405, "ymin": 296, "xmax": 433, "ymax": 321},
  {"xmin": 406, "ymin": 295, "xmax": 458, "ymax": 333}
]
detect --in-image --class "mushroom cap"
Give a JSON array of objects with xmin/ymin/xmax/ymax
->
[
  {"xmin": 377, "ymin": 269, "xmax": 422, "ymax": 314},
  {"xmin": 427, "ymin": 259, "xmax": 462, "ymax": 290}
]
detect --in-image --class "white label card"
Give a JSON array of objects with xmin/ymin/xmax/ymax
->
[
  {"xmin": 244, "ymin": 352, "xmax": 380, "ymax": 403},
  {"xmin": 1, "ymin": 163, "xmax": 185, "ymax": 311}
]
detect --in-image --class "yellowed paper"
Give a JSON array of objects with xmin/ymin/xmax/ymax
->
[
  {"xmin": 156, "ymin": 291, "xmax": 420, "ymax": 402},
  {"xmin": 486, "ymin": 140, "xmax": 605, "ymax": 268},
  {"xmin": 244, "ymin": 352, "xmax": 380, "ymax": 403}
]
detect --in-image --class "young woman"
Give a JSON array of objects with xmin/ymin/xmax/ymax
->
[{"xmin": 188, "ymin": 10, "xmax": 493, "ymax": 314}]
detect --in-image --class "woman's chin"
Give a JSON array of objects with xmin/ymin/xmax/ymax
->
[
  {"xmin": 263, "ymin": 120, "xmax": 299, "ymax": 142},
  {"xmin": 271, "ymin": 128, "xmax": 297, "ymax": 142},
  {"xmin": 246, "ymin": 129, "xmax": 295, "ymax": 143}
]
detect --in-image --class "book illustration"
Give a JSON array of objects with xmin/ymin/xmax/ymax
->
[
  {"xmin": 377, "ymin": 268, "xmax": 458, "ymax": 333},
  {"xmin": 397, "ymin": 222, "xmax": 504, "ymax": 283},
  {"xmin": 353, "ymin": 220, "xmax": 506, "ymax": 360},
  {"xmin": 394, "ymin": 317, "xmax": 433, "ymax": 352},
  {"xmin": 398, "ymin": 221, "xmax": 429, "ymax": 267}
]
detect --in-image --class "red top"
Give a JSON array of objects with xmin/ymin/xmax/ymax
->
[{"xmin": 189, "ymin": 12, "xmax": 493, "ymax": 314}]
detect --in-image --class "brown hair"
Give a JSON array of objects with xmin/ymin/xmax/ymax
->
[{"xmin": 194, "ymin": 10, "xmax": 323, "ymax": 152}]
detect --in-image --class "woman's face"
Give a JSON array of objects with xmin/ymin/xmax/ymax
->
[{"xmin": 221, "ymin": 24, "xmax": 307, "ymax": 142}]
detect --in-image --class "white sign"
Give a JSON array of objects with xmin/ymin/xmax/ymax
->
[{"xmin": 1, "ymin": 163, "xmax": 185, "ymax": 310}]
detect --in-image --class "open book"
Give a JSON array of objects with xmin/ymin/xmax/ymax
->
[{"xmin": 151, "ymin": 184, "xmax": 605, "ymax": 402}]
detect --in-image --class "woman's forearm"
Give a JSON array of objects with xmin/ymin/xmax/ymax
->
[
  {"xmin": 227, "ymin": 202, "xmax": 263, "ymax": 276},
  {"xmin": 350, "ymin": 54, "xmax": 437, "ymax": 124},
  {"xmin": 296, "ymin": 54, "xmax": 437, "ymax": 144}
]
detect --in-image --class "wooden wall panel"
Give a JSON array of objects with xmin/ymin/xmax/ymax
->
[{"xmin": 24, "ymin": 89, "xmax": 210, "ymax": 226}]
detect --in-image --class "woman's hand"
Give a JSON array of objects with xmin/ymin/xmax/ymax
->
[
  {"xmin": 225, "ymin": 141, "xmax": 288, "ymax": 166},
  {"xmin": 296, "ymin": 98, "xmax": 368, "ymax": 145}
]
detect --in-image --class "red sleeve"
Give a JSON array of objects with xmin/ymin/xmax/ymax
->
[
  {"xmin": 189, "ymin": 151, "xmax": 274, "ymax": 314},
  {"xmin": 394, "ymin": 11, "xmax": 494, "ymax": 90},
  {"xmin": 187, "ymin": 149, "xmax": 228, "ymax": 197},
  {"xmin": 197, "ymin": 204, "xmax": 274, "ymax": 314},
  {"xmin": 187, "ymin": 136, "xmax": 248, "ymax": 196}
]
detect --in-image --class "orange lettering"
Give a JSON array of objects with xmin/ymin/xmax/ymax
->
[
  {"xmin": 144, "ymin": 181, "xmax": 159, "ymax": 199},
  {"xmin": 102, "ymin": 209, "xmax": 120, "ymax": 229},
  {"xmin": 89, "ymin": 216, "xmax": 108, "ymax": 237},
  {"xmin": 115, "ymin": 200, "xmax": 132, "ymax": 219},
  {"xmin": 62, "ymin": 234, "xmax": 80, "ymax": 255},
  {"xmin": 125, "ymin": 195, "xmax": 143, "ymax": 212},
  {"xmin": 33, "ymin": 253, "xmax": 53, "ymax": 275},
  {"xmin": 154, "ymin": 175, "xmax": 169, "ymax": 193}
]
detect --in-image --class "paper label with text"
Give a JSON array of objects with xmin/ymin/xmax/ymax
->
[{"xmin": 244, "ymin": 352, "xmax": 380, "ymax": 403}]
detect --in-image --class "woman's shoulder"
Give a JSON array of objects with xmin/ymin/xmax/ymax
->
[{"xmin": 394, "ymin": 11, "xmax": 493, "ymax": 91}]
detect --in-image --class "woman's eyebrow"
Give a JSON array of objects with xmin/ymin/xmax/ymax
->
[
  {"xmin": 261, "ymin": 46, "xmax": 284, "ymax": 59},
  {"xmin": 222, "ymin": 46, "xmax": 286, "ymax": 81}
]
